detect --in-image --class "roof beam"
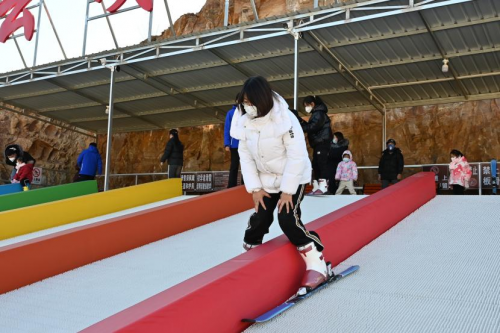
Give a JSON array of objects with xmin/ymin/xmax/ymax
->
[
  {"xmin": 0, "ymin": 0, "xmax": 478, "ymax": 87},
  {"xmin": 34, "ymin": 66, "xmax": 500, "ymax": 115},
  {"xmin": 46, "ymin": 78, "xmax": 164, "ymax": 130},
  {"xmin": 302, "ymin": 30, "xmax": 386, "ymax": 114},
  {"xmin": 5, "ymin": 45, "xmax": 498, "ymax": 103},
  {"xmin": 418, "ymin": 12, "xmax": 470, "ymax": 100},
  {"xmin": 3, "ymin": 11, "xmax": 498, "ymax": 101},
  {"xmin": 73, "ymin": 90, "xmax": 500, "ymax": 133},
  {"xmin": 67, "ymin": 69, "xmax": 500, "ymax": 121},
  {"xmin": 209, "ymin": 49, "xmax": 254, "ymax": 78},
  {"xmin": 120, "ymin": 64, "xmax": 228, "ymax": 122}
]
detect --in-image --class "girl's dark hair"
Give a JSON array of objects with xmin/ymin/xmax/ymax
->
[
  {"xmin": 237, "ymin": 76, "xmax": 276, "ymax": 117},
  {"xmin": 450, "ymin": 149, "xmax": 464, "ymax": 157},
  {"xmin": 170, "ymin": 129, "xmax": 182, "ymax": 147},
  {"xmin": 333, "ymin": 132, "xmax": 344, "ymax": 141},
  {"xmin": 303, "ymin": 95, "xmax": 325, "ymax": 107}
]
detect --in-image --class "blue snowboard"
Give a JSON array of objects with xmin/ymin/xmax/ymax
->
[{"xmin": 242, "ymin": 265, "xmax": 359, "ymax": 323}]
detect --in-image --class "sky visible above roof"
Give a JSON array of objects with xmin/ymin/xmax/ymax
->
[{"xmin": 0, "ymin": 0, "xmax": 206, "ymax": 73}]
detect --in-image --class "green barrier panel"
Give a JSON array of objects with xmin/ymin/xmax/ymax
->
[{"xmin": 0, "ymin": 181, "xmax": 98, "ymax": 213}]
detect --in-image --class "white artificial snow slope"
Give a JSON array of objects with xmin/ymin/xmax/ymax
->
[
  {"xmin": 0, "ymin": 195, "xmax": 364, "ymax": 333},
  {"xmin": 246, "ymin": 196, "xmax": 500, "ymax": 333},
  {"xmin": 0, "ymin": 195, "xmax": 194, "ymax": 248}
]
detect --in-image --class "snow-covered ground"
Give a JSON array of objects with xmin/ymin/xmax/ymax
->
[
  {"xmin": 246, "ymin": 196, "xmax": 500, "ymax": 333},
  {"xmin": 0, "ymin": 195, "xmax": 363, "ymax": 332}
]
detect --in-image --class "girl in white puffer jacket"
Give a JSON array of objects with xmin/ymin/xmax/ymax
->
[{"xmin": 230, "ymin": 76, "xmax": 331, "ymax": 291}]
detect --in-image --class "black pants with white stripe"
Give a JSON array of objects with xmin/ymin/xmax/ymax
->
[{"xmin": 244, "ymin": 184, "xmax": 324, "ymax": 251}]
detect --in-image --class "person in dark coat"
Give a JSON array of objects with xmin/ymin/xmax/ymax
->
[
  {"xmin": 301, "ymin": 96, "xmax": 333, "ymax": 194},
  {"xmin": 326, "ymin": 132, "xmax": 349, "ymax": 195},
  {"xmin": 161, "ymin": 129, "xmax": 184, "ymax": 178},
  {"xmin": 378, "ymin": 138, "xmax": 404, "ymax": 189},
  {"xmin": 75, "ymin": 143, "xmax": 103, "ymax": 182},
  {"xmin": 224, "ymin": 93, "xmax": 244, "ymax": 188},
  {"xmin": 4, "ymin": 144, "xmax": 36, "ymax": 183}
]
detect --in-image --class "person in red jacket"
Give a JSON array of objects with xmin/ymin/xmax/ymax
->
[{"xmin": 12, "ymin": 156, "xmax": 34, "ymax": 187}]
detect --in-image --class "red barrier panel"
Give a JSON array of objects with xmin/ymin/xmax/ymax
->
[
  {"xmin": 0, "ymin": 186, "xmax": 252, "ymax": 295},
  {"xmin": 82, "ymin": 172, "xmax": 436, "ymax": 333}
]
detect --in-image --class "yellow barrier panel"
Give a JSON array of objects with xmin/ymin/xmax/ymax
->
[{"xmin": 0, "ymin": 179, "xmax": 182, "ymax": 240}]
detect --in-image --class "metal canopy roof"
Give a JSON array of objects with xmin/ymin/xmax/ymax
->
[{"xmin": 0, "ymin": 0, "xmax": 498, "ymax": 134}]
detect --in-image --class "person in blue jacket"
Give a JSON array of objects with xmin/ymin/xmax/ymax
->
[
  {"xmin": 75, "ymin": 143, "xmax": 103, "ymax": 182},
  {"xmin": 224, "ymin": 93, "xmax": 244, "ymax": 188}
]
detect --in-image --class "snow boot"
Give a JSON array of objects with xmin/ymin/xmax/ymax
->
[
  {"xmin": 311, "ymin": 180, "xmax": 319, "ymax": 194},
  {"xmin": 312, "ymin": 179, "xmax": 328, "ymax": 195},
  {"xmin": 243, "ymin": 241, "xmax": 259, "ymax": 252},
  {"xmin": 297, "ymin": 242, "xmax": 328, "ymax": 290}
]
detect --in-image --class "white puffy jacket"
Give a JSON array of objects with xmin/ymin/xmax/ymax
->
[{"xmin": 230, "ymin": 93, "xmax": 312, "ymax": 194}]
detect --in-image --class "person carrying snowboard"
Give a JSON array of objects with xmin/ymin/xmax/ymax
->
[{"xmin": 231, "ymin": 76, "xmax": 330, "ymax": 291}]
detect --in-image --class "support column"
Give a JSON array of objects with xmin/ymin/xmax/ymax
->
[
  {"xmin": 293, "ymin": 34, "xmax": 299, "ymax": 110},
  {"xmin": 148, "ymin": 9, "xmax": 153, "ymax": 42},
  {"xmin": 382, "ymin": 110, "xmax": 387, "ymax": 151},
  {"xmin": 33, "ymin": 0, "xmax": 44, "ymax": 66},
  {"xmin": 82, "ymin": 0, "xmax": 91, "ymax": 56},
  {"xmin": 43, "ymin": 1, "xmax": 67, "ymax": 59},
  {"xmin": 164, "ymin": 0, "xmax": 176, "ymax": 37},
  {"xmin": 104, "ymin": 66, "xmax": 117, "ymax": 192},
  {"xmin": 224, "ymin": 0, "xmax": 230, "ymax": 26},
  {"xmin": 250, "ymin": 0, "xmax": 259, "ymax": 20}
]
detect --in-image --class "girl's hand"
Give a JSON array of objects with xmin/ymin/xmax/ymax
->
[
  {"xmin": 253, "ymin": 190, "xmax": 271, "ymax": 212},
  {"xmin": 278, "ymin": 193, "xmax": 294, "ymax": 214}
]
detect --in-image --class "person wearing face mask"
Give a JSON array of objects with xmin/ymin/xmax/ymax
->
[
  {"xmin": 334, "ymin": 150, "xmax": 358, "ymax": 195},
  {"xmin": 160, "ymin": 129, "xmax": 184, "ymax": 179},
  {"xmin": 378, "ymin": 139, "xmax": 404, "ymax": 189},
  {"xmin": 4, "ymin": 144, "xmax": 36, "ymax": 183},
  {"xmin": 448, "ymin": 149, "xmax": 472, "ymax": 195},
  {"xmin": 301, "ymin": 96, "xmax": 333, "ymax": 195},
  {"xmin": 12, "ymin": 156, "xmax": 34, "ymax": 189},
  {"xmin": 231, "ymin": 76, "xmax": 333, "ymax": 292},
  {"xmin": 327, "ymin": 132, "xmax": 349, "ymax": 194}
]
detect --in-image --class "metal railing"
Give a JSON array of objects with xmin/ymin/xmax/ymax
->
[
  {"xmin": 357, "ymin": 162, "xmax": 492, "ymax": 195},
  {"xmin": 99, "ymin": 161, "xmax": 496, "ymax": 195}
]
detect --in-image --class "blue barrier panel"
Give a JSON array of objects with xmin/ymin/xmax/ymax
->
[{"xmin": 0, "ymin": 183, "xmax": 23, "ymax": 196}]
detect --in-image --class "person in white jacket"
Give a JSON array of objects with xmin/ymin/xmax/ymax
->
[{"xmin": 231, "ymin": 76, "xmax": 330, "ymax": 291}]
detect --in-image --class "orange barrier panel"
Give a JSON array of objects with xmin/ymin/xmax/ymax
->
[
  {"xmin": 0, "ymin": 186, "xmax": 252, "ymax": 295},
  {"xmin": 82, "ymin": 172, "xmax": 436, "ymax": 333}
]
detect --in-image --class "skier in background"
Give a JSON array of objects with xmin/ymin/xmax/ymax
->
[
  {"xmin": 449, "ymin": 149, "xmax": 472, "ymax": 195},
  {"xmin": 224, "ymin": 93, "xmax": 243, "ymax": 188}
]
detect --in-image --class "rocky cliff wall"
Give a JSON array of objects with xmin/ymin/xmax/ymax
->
[
  {"xmin": 0, "ymin": 109, "xmax": 95, "ymax": 186},
  {"xmin": 157, "ymin": 0, "xmax": 348, "ymax": 39},
  {"xmin": 97, "ymin": 99, "xmax": 500, "ymax": 188}
]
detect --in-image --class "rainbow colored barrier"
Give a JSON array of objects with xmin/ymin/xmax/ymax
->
[
  {"xmin": 0, "ymin": 178, "xmax": 182, "ymax": 241},
  {"xmin": 0, "ymin": 185, "xmax": 252, "ymax": 295},
  {"xmin": 0, "ymin": 181, "xmax": 98, "ymax": 213}
]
